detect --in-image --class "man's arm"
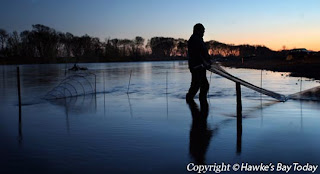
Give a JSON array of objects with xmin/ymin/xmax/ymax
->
[{"xmin": 200, "ymin": 40, "xmax": 212, "ymax": 69}]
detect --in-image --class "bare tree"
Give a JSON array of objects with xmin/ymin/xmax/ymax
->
[
  {"xmin": 7, "ymin": 31, "xmax": 21, "ymax": 56},
  {"xmin": 31, "ymin": 24, "xmax": 59, "ymax": 59},
  {"xmin": 132, "ymin": 36, "xmax": 145, "ymax": 59},
  {"xmin": 0, "ymin": 29, "xmax": 8, "ymax": 51},
  {"xmin": 119, "ymin": 39, "xmax": 133, "ymax": 57}
]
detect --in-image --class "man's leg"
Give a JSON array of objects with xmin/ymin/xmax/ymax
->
[
  {"xmin": 199, "ymin": 69, "xmax": 209, "ymax": 100},
  {"xmin": 187, "ymin": 69, "xmax": 201, "ymax": 100}
]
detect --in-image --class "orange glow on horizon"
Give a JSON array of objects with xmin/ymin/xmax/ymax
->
[{"xmin": 207, "ymin": 29, "xmax": 320, "ymax": 51}]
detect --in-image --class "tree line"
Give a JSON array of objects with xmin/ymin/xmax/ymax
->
[{"xmin": 0, "ymin": 24, "xmax": 279, "ymax": 64}]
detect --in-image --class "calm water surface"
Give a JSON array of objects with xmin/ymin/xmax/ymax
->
[{"xmin": 1, "ymin": 61, "xmax": 320, "ymax": 173}]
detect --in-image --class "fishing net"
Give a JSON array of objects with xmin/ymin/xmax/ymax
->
[
  {"xmin": 209, "ymin": 63, "xmax": 287, "ymax": 102},
  {"xmin": 44, "ymin": 72, "xmax": 96, "ymax": 100}
]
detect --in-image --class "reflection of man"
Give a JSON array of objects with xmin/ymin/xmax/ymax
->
[
  {"xmin": 187, "ymin": 99, "xmax": 212, "ymax": 164},
  {"xmin": 186, "ymin": 23, "xmax": 211, "ymax": 101}
]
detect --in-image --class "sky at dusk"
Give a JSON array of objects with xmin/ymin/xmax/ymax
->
[{"xmin": 1, "ymin": 0, "xmax": 320, "ymax": 51}]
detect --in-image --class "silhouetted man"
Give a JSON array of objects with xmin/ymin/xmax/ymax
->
[{"xmin": 186, "ymin": 23, "xmax": 211, "ymax": 102}]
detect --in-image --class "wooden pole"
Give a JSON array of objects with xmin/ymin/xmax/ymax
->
[
  {"xmin": 103, "ymin": 72, "xmax": 106, "ymax": 116},
  {"xmin": 208, "ymin": 72, "xmax": 212, "ymax": 98},
  {"xmin": 300, "ymin": 77, "xmax": 302, "ymax": 92},
  {"xmin": 236, "ymin": 82, "xmax": 242, "ymax": 154},
  {"xmin": 103, "ymin": 72, "xmax": 105, "ymax": 91},
  {"xmin": 236, "ymin": 82, "xmax": 242, "ymax": 115},
  {"xmin": 17, "ymin": 66, "xmax": 21, "ymax": 122},
  {"xmin": 260, "ymin": 69, "xmax": 262, "ymax": 88},
  {"xmin": 127, "ymin": 70, "xmax": 132, "ymax": 94},
  {"xmin": 166, "ymin": 71, "xmax": 168, "ymax": 119},
  {"xmin": 95, "ymin": 74, "xmax": 97, "ymax": 93},
  {"xmin": 166, "ymin": 71, "xmax": 168, "ymax": 94},
  {"xmin": 65, "ymin": 57, "xmax": 67, "ymax": 76}
]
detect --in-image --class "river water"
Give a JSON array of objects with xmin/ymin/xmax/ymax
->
[{"xmin": 1, "ymin": 61, "xmax": 320, "ymax": 173}]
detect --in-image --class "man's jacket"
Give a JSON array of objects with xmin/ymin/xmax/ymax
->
[{"xmin": 187, "ymin": 34, "xmax": 211, "ymax": 70}]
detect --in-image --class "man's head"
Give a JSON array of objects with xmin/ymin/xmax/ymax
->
[{"xmin": 193, "ymin": 23, "xmax": 205, "ymax": 38}]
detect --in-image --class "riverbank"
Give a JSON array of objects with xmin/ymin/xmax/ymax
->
[
  {"xmin": 220, "ymin": 56, "xmax": 320, "ymax": 80},
  {"xmin": 1, "ymin": 55, "xmax": 320, "ymax": 80},
  {"xmin": 0, "ymin": 56, "xmax": 187, "ymax": 65}
]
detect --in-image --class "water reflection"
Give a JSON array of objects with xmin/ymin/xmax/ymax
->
[
  {"xmin": 236, "ymin": 83, "xmax": 242, "ymax": 155},
  {"xmin": 300, "ymin": 101, "xmax": 303, "ymax": 132},
  {"xmin": 49, "ymin": 94, "xmax": 97, "ymax": 115},
  {"xmin": 18, "ymin": 109, "xmax": 23, "ymax": 146},
  {"xmin": 64, "ymin": 98, "xmax": 70, "ymax": 132},
  {"xmin": 127, "ymin": 94, "xmax": 133, "ymax": 118},
  {"xmin": 187, "ymin": 99, "xmax": 213, "ymax": 164},
  {"xmin": 236, "ymin": 98, "xmax": 242, "ymax": 155},
  {"xmin": 2, "ymin": 62, "xmax": 320, "ymax": 174}
]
